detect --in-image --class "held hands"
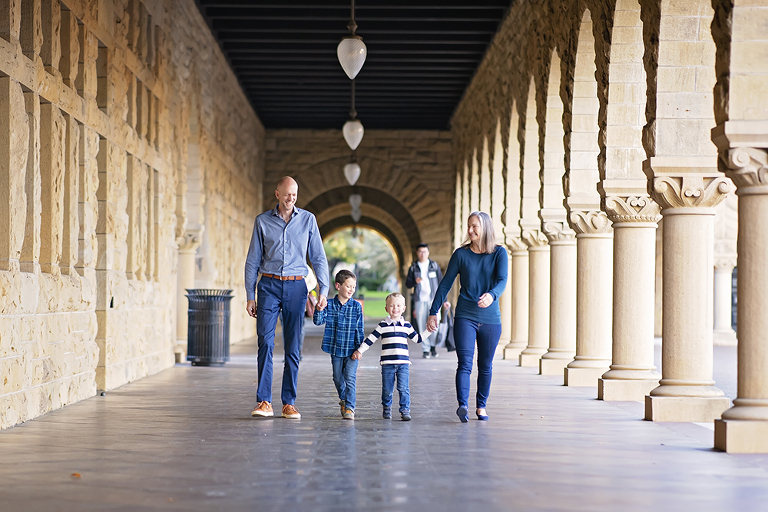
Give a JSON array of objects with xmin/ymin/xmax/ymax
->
[
  {"xmin": 427, "ymin": 315, "xmax": 439, "ymax": 332},
  {"xmin": 246, "ymin": 300, "xmax": 257, "ymax": 318},
  {"xmin": 351, "ymin": 350, "xmax": 362, "ymax": 361},
  {"xmin": 316, "ymin": 295, "xmax": 328, "ymax": 311},
  {"xmin": 477, "ymin": 293, "xmax": 493, "ymax": 309}
]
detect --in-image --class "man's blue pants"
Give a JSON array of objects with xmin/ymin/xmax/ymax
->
[{"xmin": 256, "ymin": 277, "xmax": 307, "ymax": 406}]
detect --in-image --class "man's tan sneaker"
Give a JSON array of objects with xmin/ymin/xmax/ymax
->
[
  {"xmin": 251, "ymin": 401, "xmax": 274, "ymax": 417},
  {"xmin": 282, "ymin": 404, "xmax": 301, "ymax": 419}
]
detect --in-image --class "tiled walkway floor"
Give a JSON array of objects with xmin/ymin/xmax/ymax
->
[{"xmin": 2, "ymin": 324, "xmax": 767, "ymax": 512}]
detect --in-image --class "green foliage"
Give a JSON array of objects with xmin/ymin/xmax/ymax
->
[{"xmin": 324, "ymin": 228, "xmax": 398, "ymax": 292}]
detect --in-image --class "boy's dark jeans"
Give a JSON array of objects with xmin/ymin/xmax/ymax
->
[
  {"xmin": 331, "ymin": 355, "xmax": 358, "ymax": 410},
  {"xmin": 381, "ymin": 364, "xmax": 410, "ymax": 413}
]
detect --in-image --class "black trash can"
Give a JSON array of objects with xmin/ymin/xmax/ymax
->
[{"xmin": 186, "ymin": 289, "xmax": 234, "ymax": 366}]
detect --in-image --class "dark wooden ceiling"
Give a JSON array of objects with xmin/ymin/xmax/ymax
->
[{"xmin": 195, "ymin": 0, "xmax": 511, "ymax": 130}]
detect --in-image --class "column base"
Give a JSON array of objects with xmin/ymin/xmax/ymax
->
[
  {"xmin": 644, "ymin": 395, "xmax": 730, "ymax": 422},
  {"xmin": 564, "ymin": 367, "xmax": 607, "ymax": 387},
  {"xmin": 713, "ymin": 329, "xmax": 737, "ymax": 346},
  {"xmin": 598, "ymin": 378, "xmax": 659, "ymax": 401},
  {"xmin": 503, "ymin": 344, "xmax": 524, "ymax": 361},
  {"xmin": 715, "ymin": 419, "xmax": 768, "ymax": 453},
  {"xmin": 539, "ymin": 357, "xmax": 570, "ymax": 376},
  {"xmin": 520, "ymin": 351, "xmax": 545, "ymax": 367}
]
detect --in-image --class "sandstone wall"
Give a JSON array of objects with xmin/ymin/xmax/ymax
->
[
  {"xmin": 0, "ymin": 0, "xmax": 262, "ymax": 428},
  {"xmin": 264, "ymin": 129, "xmax": 454, "ymax": 274}
]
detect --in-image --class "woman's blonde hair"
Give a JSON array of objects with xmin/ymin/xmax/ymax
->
[{"xmin": 461, "ymin": 211, "xmax": 497, "ymax": 254}]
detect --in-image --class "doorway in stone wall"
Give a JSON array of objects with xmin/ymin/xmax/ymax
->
[{"xmin": 323, "ymin": 227, "xmax": 400, "ymax": 321}]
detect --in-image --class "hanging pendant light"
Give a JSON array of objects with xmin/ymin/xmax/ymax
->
[
  {"xmin": 349, "ymin": 194, "xmax": 362, "ymax": 209},
  {"xmin": 344, "ymin": 161, "xmax": 361, "ymax": 186},
  {"xmin": 343, "ymin": 80, "xmax": 364, "ymax": 150},
  {"xmin": 337, "ymin": 0, "xmax": 367, "ymax": 79}
]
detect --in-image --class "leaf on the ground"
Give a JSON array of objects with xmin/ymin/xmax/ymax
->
[{"xmin": 71, "ymin": 473, "xmax": 81, "ymax": 478}]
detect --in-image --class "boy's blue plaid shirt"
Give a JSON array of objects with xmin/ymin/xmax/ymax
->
[{"xmin": 312, "ymin": 296, "xmax": 365, "ymax": 357}]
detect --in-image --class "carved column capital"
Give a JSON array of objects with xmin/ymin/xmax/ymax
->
[
  {"xmin": 505, "ymin": 236, "xmax": 528, "ymax": 253},
  {"xmin": 568, "ymin": 210, "xmax": 613, "ymax": 235},
  {"xmin": 724, "ymin": 147, "xmax": 768, "ymax": 195},
  {"xmin": 603, "ymin": 195, "xmax": 662, "ymax": 224},
  {"xmin": 714, "ymin": 256, "xmax": 737, "ymax": 271},
  {"xmin": 521, "ymin": 229, "xmax": 549, "ymax": 249},
  {"xmin": 542, "ymin": 221, "xmax": 576, "ymax": 243},
  {"xmin": 650, "ymin": 175, "xmax": 732, "ymax": 210},
  {"xmin": 177, "ymin": 228, "xmax": 204, "ymax": 253}
]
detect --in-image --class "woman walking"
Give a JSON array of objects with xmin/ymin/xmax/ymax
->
[{"xmin": 427, "ymin": 211, "xmax": 508, "ymax": 422}]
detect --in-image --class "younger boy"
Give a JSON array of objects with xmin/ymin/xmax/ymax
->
[
  {"xmin": 313, "ymin": 269, "xmax": 364, "ymax": 420},
  {"xmin": 353, "ymin": 293, "xmax": 421, "ymax": 421}
]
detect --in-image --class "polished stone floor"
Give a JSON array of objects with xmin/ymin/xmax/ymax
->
[{"xmin": 1, "ymin": 323, "xmax": 767, "ymax": 512}]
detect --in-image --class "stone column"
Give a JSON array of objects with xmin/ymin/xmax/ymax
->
[
  {"xmin": 714, "ymin": 136, "xmax": 768, "ymax": 452},
  {"xmin": 565, "ymin": 211, "xmax": 613, "ymax": 387},
  {"xmin": 713, "ymin": 258, "xmax": 737, "ymax": 346},
  {"xmin": 643, "ymin": 163, "xmax": 732, "ymax": 422},
  {"xmin": 539, "ymin": 221, "xmax": 577, "ymax": 376},
  {"xmin": 498, "ymin": 247, "xmax": 512, "ymax": 355},
  {"xmin": 176, "ymin": 230, "xmax": 202, "ymax": 361},
  {"xmin": 504, "ymin": 242, "xmax": 529, "ymax": 361},
  {"xmin": 598, "ymin": 194, "xmax": 661, "ymax": 400},
  {"xmin": 519, "ymin": 228, "xmax": 549, "ymax": 367}
]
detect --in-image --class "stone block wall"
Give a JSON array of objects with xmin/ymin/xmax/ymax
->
[
  {"xmin": 0, "ymin": 0, "xmax": 263, "ymax": 428},
  {"xmin": 264, "ymin": 129, "xmax": 454, "ymax": 275}
]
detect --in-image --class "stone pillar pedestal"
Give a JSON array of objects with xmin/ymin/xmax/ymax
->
[
  {"xmin": 504, "ymin": 247, "xmax": 529, "ymax": 361},
  {"xmin": 598, "ymin": 194, "xmax": 661, "ymax": 401},
  {"xmin": 519, "ymin": 232, "xmax": 550, "ymax": 367},
  {"xmin": 644, "ymin": 162, "xmax": 732, "ymax": 422},
  {"xmin": 539, "ymin": 226, "xmax": 576, "ymax": 376},
  {"xmin": 712, "ymin": 129, "xmax": 768, "ymax": 452},
  {"xmin": 713, "ymin": 261, "xmax": 737, "ymax": 346},
  {"xmin": 565, "ymin": 211, "xmax": 613, "ymax": 387},
  {"xmin": 176, "ymin": 231, "xmax": 202, "ymax": 362}
]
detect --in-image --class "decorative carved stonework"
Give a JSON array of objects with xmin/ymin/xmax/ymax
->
[
  {"xmin": 505, "ymin": 236, "xmax": 528, "ymax": 253},
  {"xmin": 178, "ymin": 229, "xmax": 204, "ymax": 252},
  {"xmin": 725, "ymin": 147, "xmax": 768, "ymax": 192},
  {"xmin": 542, "ymin": 221, "xmax": 576, "ymax": 243},
  {"xmin": 569, "ymin": 210, "xmax": 612, "ymax": 235},
  {"xmin": 714, "ymin": 256, "xmax": 737, "ymax": 271},
  {"xmin": 651, "ymin": 175, "xmax": 732, "ymax": 210},
  {"xmin": 520, "ymin": 229, "xmax": 549, "ymax": 248},
  {"xmin": 603, "ymin": 195, "xmax": 662, "ymax": 224}
]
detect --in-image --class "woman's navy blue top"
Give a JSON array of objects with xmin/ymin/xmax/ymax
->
[{"xmin": 429, "ymin": 245, "xmax": 508, "ymax": 325}]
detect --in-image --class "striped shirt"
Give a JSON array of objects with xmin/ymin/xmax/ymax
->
[{"xmin": 358, "ymin": 316, "xmax": 422, "ymax": 365}]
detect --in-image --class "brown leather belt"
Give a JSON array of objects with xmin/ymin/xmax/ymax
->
[{"xmin": 261, "ymin": 273, "xmax": 304, "ymax": 281}]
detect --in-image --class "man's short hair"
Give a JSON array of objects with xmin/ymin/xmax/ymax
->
[
  {"xmin": 386, "ymin": 292, "xmax": 405, "ymax": 305},
  {"xmin": 335, "ymin": 269, "xmax": 357, "ymax": 285},
  {"xmin": 416, "ymin": 243, "xmax": 429, "ymax": 250}
]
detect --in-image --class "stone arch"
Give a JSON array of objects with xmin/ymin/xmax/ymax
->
[
  {"xmin": 490, "ymin": 119, "xmax": 505, "ymax": 237},
  {"xmin": 565, "ymin": 8, "xmax": 601, "ymax": 217},
  {"xmin": 505, "ymin": 100, "xmax": 523, "ymax": 245},
  {"xmin": 540, "ymin": 48, "xmax": 569, "ymax": 229},
  {"xmin": 304, "ymin": 186, "xmax": 420, "ymax": 273},
  {"xmin": 469, "ymin": 147, "xmax": 480, "ymax": 212},
  {"xmin": 480, "ymin": 135, "xmax": 491, "ymax": 213},
  {"xmin": 520, "ymin": 77, "xmax": 543, "ymax": 239}
]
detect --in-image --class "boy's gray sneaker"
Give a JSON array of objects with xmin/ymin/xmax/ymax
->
[
  {"xmin": 383, "ymin": 407, "xmax": 392, "ymax": 419},
  {"xmin": 343, "ymin": 409, "xmax": 355, "ymax": 420},
  {"xmin": 401, "ymin": 411, "xmax": 411, "ymax": 421}
]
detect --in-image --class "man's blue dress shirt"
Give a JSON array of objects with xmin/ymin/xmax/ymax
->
[{"xmin": 244, "ymin": 205, "xmax": 329, "ymax": 301}]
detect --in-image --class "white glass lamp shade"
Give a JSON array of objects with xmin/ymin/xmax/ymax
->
[
  {"xmin": 351, "ymin": 208, "xmax": 362, "ymax": 223},
  {"xmin": 343, "ymin": 120, "xmax": 364, "ymax": 150},
  {"xmin": 337, "ymin": 37, "xmax": 367, "ymax": 79},
  {"xmin": 349, "ymin": 194, "xmax": 362, "ymax": 209},
  {"xmin": 344, "ymin": 163, "xmax": 361, "ymax": 186}
]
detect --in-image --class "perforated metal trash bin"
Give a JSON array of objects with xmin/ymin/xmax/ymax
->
[{"xmin": 186, "ymin": 289, "xmax": 234, "ymax": 366}]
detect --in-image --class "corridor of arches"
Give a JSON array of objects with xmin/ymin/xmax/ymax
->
[{"xmin": 0, "ymin": 0, "xmax": 767, "ymax": 508}]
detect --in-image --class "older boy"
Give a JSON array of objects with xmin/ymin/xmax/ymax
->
[
  {"xmin": 353, "ymin": 293, "xmax": 421, "ymax": 421},
  {"xmin": 313, "ymin": 269, "xmax": 364, "ymax": 420}
]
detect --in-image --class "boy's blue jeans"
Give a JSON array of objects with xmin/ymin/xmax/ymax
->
[
  {"xmin": 331, "ymin": 355, "xmax": 358, "ymax": 410},
  {"xmin": 381, "ymin": 364, "xmax": 410, "ymax": 413}
]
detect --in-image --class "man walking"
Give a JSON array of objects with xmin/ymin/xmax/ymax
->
[
  {"xmin": 245, "ymin": 176, "xmax": 329, "ymax": 419},
  {"xmin": 405, "ymin": 243, "xmax": 445, "ymax": 358}
]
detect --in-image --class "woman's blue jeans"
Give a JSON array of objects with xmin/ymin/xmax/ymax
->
[{"xmin": 453, "ymin": 318, "xmax": 502, "ymax": 409}]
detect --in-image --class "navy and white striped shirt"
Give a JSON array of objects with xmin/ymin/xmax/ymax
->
[{"xmin": 358, "ymin": 316, "xmax": 422, "ymax": 365}]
